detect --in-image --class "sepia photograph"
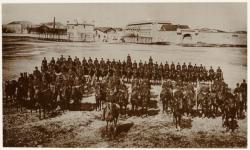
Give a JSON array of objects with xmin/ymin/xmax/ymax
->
[{"xmin": 1, "ymin": 2, "xmax": 248, "ymax": 148}]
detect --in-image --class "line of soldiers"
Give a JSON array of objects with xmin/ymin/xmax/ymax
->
[
  {"xmin": 37, "ymin": 54, "xmax": 224, "ymax": 84},
  {"xmin": 4, "ymin": 55, "xmax": 246, "ymax": 118}
]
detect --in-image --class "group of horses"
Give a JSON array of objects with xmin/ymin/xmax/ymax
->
[
  {"xmin": 4, "ymin": 74, "xmax": 92, "ymax": 119},
  {"xmin": 95, "ymin": 76, "xmax": 152, "ymax": 134},
  {"xmin": 160, "ymin": 79, "xmax": 247, "ymax": 132}
]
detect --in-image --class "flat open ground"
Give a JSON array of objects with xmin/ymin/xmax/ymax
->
[{"xmin": 3, "ymin": 85, "xmax": 247, "ymax": 148}]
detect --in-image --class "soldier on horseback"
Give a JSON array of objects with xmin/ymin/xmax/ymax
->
[{"xmin": 240, "ymin": 79, "xmax": 247, "ymax": 112}]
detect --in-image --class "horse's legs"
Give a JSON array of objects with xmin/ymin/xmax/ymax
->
[
  {"xmin": 96, "ymin": 101, "xmax": 98, "ymax": 111},
  {"xmin": 39, "ymin": 106, "xmax": 41, "ymax": 119},
  {"xmin": 162, "ymin": 102, "xmax": 165, "ymax": 113},
  {"xmin": 178, "ymin": 115, "xmax": 182, "ymax": 130},
  {"xmin": 106, "ymin": 121, "xmax": 109, "ymax": 135},
  {"xmin": 175, "ymin": 116, "xmax": 178, "ymax": 129},
  {"xmin": 166, "ymin": 100, "xmax": 169, "ymax": 113},
  {"xmin": 125, "ymin": 105, "xmax": 127, "ymax": 117},
  {"xmin": 131, "ymin": 103, "xmax": 134, "ymax": 114},
  {"xmin": 43, "ymin": 105, "xmax": 46, "ymax": 119},
  {"xmin": 120, "ymin": 104, "xmax": 123, "ymax": 115}
]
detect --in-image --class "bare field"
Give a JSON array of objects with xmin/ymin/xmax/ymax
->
[{"xmin": 3, "ymin": 86, "xmax": 247, "ymax": 148}]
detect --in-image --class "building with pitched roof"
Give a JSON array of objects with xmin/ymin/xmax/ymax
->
[
  {"xmin": 94, "ymin": 27, "xmax": 123, "ymax": 42},
  {"xmin": 5, "ymin": 21, "xmax": 32, "ymax": 33}
]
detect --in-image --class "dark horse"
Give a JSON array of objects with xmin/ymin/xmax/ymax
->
[
  {"xmin": 160, "ymin": 88, "xmax": 173, "ymax": 113},
  {"xmin": 183, "ymin": 89, "xmax": 195, "ymax": 116},
  {"xmin": 34, "ymin": 87, "xmax": 54, "ymax": 119},
  {"xmin": 222, "ymin": 94, "xmax": 238, "ymax": 132},
  {"xmin": 117, "ymin": 88, "xmax": 129, "ymax": 115},
  {"xmin": 130, "ymin": 89, "xmax": 141, "ymax": 115},
  {"xmin": 71, "ymin": 86, "xmax": 82, "ymax": 110},
  {"xmin": 172, "ymin": 89, "xmax": 184, "ymax": 131},
  {"xmin": 141, "ymin": 86, "xmax": 150, "ymax": 116}
]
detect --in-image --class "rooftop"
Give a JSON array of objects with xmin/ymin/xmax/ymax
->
[
  {"xmin": 127, "ymin": 20, "xmax": 172, "ymax": 26},
  {"xmin": 66, "ymin": 20, "xmax": 94, "ymax": 26},
  {"xmin": 40, "ymin": 22, "xmax": 66, "ymax": 29},
  {"xmin": 8, "ymin": 21, "xmax": 33, "ymax": 26},
  {"xmin": 94, "ymin": 27, "xmax": 121, "ymax": 33}
]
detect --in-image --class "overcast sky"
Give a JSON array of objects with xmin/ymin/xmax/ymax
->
[{"xmin": 2, "ymin": 3, "xmax": 247, "ymax": 32}]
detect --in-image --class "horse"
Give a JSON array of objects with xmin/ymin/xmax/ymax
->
[
  {"xmin": 183, "ymin": 88, "xmax": 195, "ymax": 116},
  {"xmin": 62, "ymin": 85, "xmax": 72, "ymax": 110},
  {"xmin": 209, "ymin": 91, "xmax": 218, "ymax": 117},
  {"xmin": 172, "ymin": 89, "xmax": 184, "ymax": 131},
  {"xmin": 200, "ymin": 93, "xmax": 211, "ymax": 118},
  {"xmin": 241, "ymin": 90, "xmax": 247, "ymax": 112},
  {"xmin": 117, "ymin": 88, "xmax": 129, "ymax": 116},
  {"xmin": 16, "ymin": 84, "xmax": 25, "ymax": 112},
  {"xmin": 160, "ymin": 88, "xmax": 173, "ymax": 113},
  {"xmin": 196, "ymin": 84, "xmax": 210, "ymax": 116},
  {"xmin": 216, "ymin": 90, "xmax": 225, "ymax": 114},
  {"xmin": 26, "ymin": 86, "xmax": 38, "ymax": 114},
  {"xmin": 130, "ymin": 88, "xmax": 141, "ymax": 115},
  {"xmin": 95, "ymin": 85, "xmax": 102, "ymax": 111},
  {"xmin": 102, "ymin": 102, "xmax": 120, "ymax": 137},
  {"xmin": 235, "ymin": 92, "xmax": 244, "ymax": 119},
  {"xmin": 34, "ymin": 87, "xmax": 54, "ymax": 119},
  {"xmin": 222, "ymin": 96, "xmax": 238, "ymax": 132},
  {"xmin": 141, "ymin": 86, "xmax": 150, "ymax": 116},
  {"xmin": 4, "ymin": 81, "xmax": 11, "ymax": 104},
  {"xmin": 71, "ymin": 86, "xmax": 82, "ymax": 110}
]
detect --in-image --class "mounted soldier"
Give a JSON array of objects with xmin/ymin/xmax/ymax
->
[
  {"xmin": 33, "ymin": 66, "xmax": 42, "ymax": 81},
  {"xmin": 216, "ymin": 66, "xmax": 223, "ymax": 81},
  {"xmin": 240, "ymin": 79, "xmax": 247, "ymax": 112},
  {"xmin": 182, "ymin": 62, "xmax": 187, "ymax": 72},
  {"xmin": 149, "ymin": 56, "xmax": 153, "ymax": 66},
  {"xmin": 127, "ymin": 54, "xmax": 131, "ymax": 64},
  {"xmin": 171, "ymin": 62, "xmax": 175, "ymax": 71},
  {"xmin": 209, "ymin": 66, "xmax": 215, "ymax": 82},
  {"xmin": 176, "ymin": 62, "xmax": 181, "ymax": 72},
  {"xmin": 187, "ymin": 62, "xmax": 192, "ymax": 72}
]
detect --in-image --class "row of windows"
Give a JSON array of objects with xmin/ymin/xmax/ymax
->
[{"xmin": 67, "ymin": 25, "xmax": 93, "ymax": 30}]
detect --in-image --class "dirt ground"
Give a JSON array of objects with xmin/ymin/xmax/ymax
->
[{"xmin": 3, "ymin": 85, "xmax": 247, "ymax": 148}]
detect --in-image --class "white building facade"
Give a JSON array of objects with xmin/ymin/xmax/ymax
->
[
  {"xmin": 94, "ymin": 27, "xmax": 123, "ymax": 43},
  {"xmin": 123, "ymin": 21, "xmax": 189, "ymax": 44},
  {"xmin": 67, "ymin": 21, "xmax": 95, "ymax": 42}
]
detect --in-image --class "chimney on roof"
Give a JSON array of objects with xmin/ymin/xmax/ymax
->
[
  {"xmin": 53, "ymin": 17, "xmax": 55, "ymax": 39},
  {"xmin": 53, "ymin": 17, "xmax": 55, "ymax": 29}
]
